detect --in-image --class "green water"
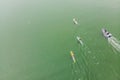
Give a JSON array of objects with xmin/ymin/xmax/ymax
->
[{"xmin": 0, "ymin": 0, "xmax": 120, "ymax": 80}]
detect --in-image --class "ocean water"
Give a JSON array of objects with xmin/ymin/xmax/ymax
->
[{"xmin": 0, "ymin": 0, "xmax": 120, "ymax": 80}]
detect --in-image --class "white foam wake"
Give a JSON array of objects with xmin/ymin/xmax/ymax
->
[{"xmin": 108, "ymin": 36, "xmax": 120, "ymax": 52}]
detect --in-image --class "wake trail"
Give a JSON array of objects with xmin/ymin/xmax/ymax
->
[{"xmin": 108, "ymin": 36, "xmax": 120, "ymax": 52}]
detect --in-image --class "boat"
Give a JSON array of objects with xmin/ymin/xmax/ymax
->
[{"xmin": 102, "ymin": 28, "xmax": 112, "ymax": 39}]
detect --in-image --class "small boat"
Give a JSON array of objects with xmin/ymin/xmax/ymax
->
[
  {"xmin": 76, "ymin": 36, "xmax": 83, "ymax": 45},
  {"xmin": 102, "ymin": 28, "xmax": 112, "ymax": 39},
  {"xmin": 73, "ymin": 18, "xmax": 78, "ymax": 25},
  {"xmin": 70, "ymin": 51, "xmax": 76, "ymax": 63}
]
